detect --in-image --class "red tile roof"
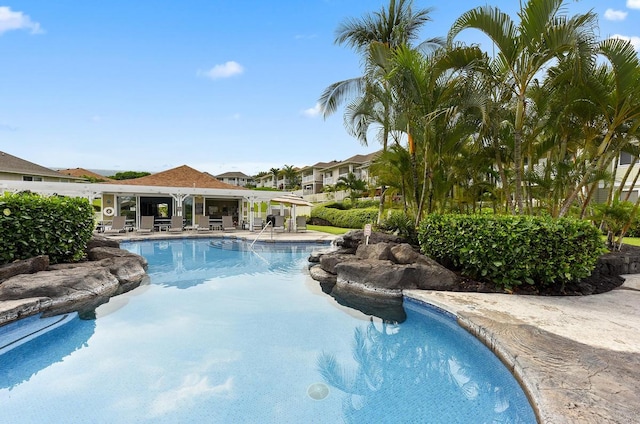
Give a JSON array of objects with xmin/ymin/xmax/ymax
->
[
  {"xmin": 108, "ymin": 165, "xmax": 246, "ymax": 190},
  {"xmin": 58, "ymin": 168, "xmax": 115, "ymax": 181}
]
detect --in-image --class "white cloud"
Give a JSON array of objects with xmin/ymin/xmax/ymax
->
[
  {"xmin": 301, "ymin": 103, "xmax": 322, "ymax": 118},
  {"xmin": 0, "ymin": 7, "xmax": 43, "ymax": 35},
  {"xmin": 610, "ymin": 34, "xmax": 640, "ymax": 51},
  {"xmin": 149, "ymin": 375, "xmax": 233, "ymax": 417},
  {"xmin": 604, "ymin": 9, "xmax": 628, "ymax": 21},
  {"xmin": 198, "ymin": 61, "xmax": 244, "ymax": 80},
  {"xmin": 627, "ymin": 0, "xmax": 640, "ymax": 9}
]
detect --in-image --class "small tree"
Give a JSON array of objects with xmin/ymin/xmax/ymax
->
[
  {"xmin": 591, "ymin": 200, "xmax": 635, "ymax": 250},
  {"xmin": 336, "ymin": 172, "xmax": 367, "ymax": 203}
]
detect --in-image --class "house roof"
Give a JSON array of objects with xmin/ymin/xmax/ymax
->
[
  {"xmin": 215, "ymin": 171, "xmax": 253, "ymax": 179},
  {"xmin": 58, "ymin": 168, "xmax": 115, "ymax": 182},
  {"xmin": 0, "ymin": 151, "xmax": 82, "ymax": 179},
  {"xmin": 109, "ymin": 165, "xmax": 246, "ymax": 190}
]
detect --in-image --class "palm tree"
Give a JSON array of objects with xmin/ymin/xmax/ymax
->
[
  {"xmin": 336, "ymin": 172, "xmax": 367, "ymax": 203},
  {"xmin": 269, "ymin": 167, "xmax": 280, "ymax": 189},
  {"xmin": 319, "ymin": 0, "xmax": 439, "ymax": 223},
  {"xmin": 557, "ymin": 38, "xmax": 640, "ymax": 216},
  {"xmin": 448, "ymin": 0, "xmax": 597, "ymax": 214},
  {"xmin": 281, "ymin": 164, "xmax": 299, "ymax": 190}
]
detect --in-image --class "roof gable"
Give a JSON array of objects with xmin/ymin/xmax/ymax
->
[
  {"xmin": 58, "ymin": 168, "xmax": 115, "ymax": 182},
  {"xmin": 0, "ymin": 151, "xmax": 79, "ymax": 179},
  {"xmin": 110, "ymin": 165, "xmax": 245, "ymax": 190}
]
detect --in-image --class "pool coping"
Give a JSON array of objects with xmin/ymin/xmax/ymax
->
[{"xmin": 404, "ymin": 283, "xmax": 640, "ymax": 424}]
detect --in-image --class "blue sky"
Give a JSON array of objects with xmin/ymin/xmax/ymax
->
[{"xmin": 1, "ymin": 1, "xmax": 639, "ymax": 176}]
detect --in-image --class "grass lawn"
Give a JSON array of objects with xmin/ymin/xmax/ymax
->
[
  {"xmin": 308, "ymin": 225, "xmax": 353, "ymax": 235},
  {"xmin": 623, "ymin": 237, "xmax": 640, "ymax": 247}
]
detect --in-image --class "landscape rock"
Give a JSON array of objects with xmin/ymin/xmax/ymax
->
[
  {"xmin": 355, "ymin": 243, "xmax": 394, "ymax": 261},
  {"xmin": 308, "ymin": 264, "xmax": 337, "ymax": 285},
  {"xmin": 0, "ymin": 255, "xmax": 49, "ymax": 283},
  {"xmin": 87, "ymin": 246, "xmax": 148, "ymax": 269},
  {"xmin": 0, "ymin": 267, "xmax": 120, "ymax": 315},
  {"xmin": 86, "ymin": 235, "xmax": 120, "ymax": 251},
  {"xmin": 336, "ymin": 230, "xmax": 407, "ymax": 250},
  {"xmin": 319, "ymin": 253, "xmax": 358, "ymax": 275},
  {"xmin": 0, "ymin": 236, "xmax": 150, "ymax": 326}
]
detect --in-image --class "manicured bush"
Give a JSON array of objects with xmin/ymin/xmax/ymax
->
[
  {"xmin": 418, "ymin": 214, "xmax": 605, "ymax": 290},
  {"xmin": 311, "ymin": 205, "xmax": 378, "ymax": 229},
  {"xmin": 0, "ymin": 192, "xmax": 95, "ymax": 265},
  {"xmin": 378, "ymin": 209, "xmax": 418, "ymax": 245}
]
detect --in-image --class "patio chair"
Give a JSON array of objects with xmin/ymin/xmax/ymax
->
[
  {"xmin": 295, "ymin": 216, "xmax": 307, "ymax": 232},
  {"xmin": 196, "ymin": 215, "xmax": 211, "ymax": 232},
  {"xmin": 104, "ymin": 216, "xmax": 126, "ymax": 235},
  {"xmin": 273, "ymin": 215, "xmax": 286, "ymax": 232},
  {"xmin": 168, "ymin": 216, "xmax": 184, "ymax": 232},
  {"xmin": 252, "ymin": 217, "xmax": 263, "ymax": 231},
  {"xmin": 222, "ymin": 215, "xmax": 236, "ymax": 231},
  {"xmin": 137, "ymin": 216, "xmax": 154, "ymax": 233}
]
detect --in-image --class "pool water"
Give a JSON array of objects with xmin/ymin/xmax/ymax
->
[{"xmin": 0, "ymin": 239, "xmax": 536, "ymax": 423}]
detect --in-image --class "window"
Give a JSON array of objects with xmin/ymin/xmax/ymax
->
[
  {"xmin": 619, "ymin": 151, "xmax": 634, "ymax": 165},
  {"xmin": 22, "ymin": 176, "xmax": 42, "ymax": 181}
]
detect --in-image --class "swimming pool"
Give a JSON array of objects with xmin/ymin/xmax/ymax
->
[{"xmin": 0, "ymin": 239, "xmax": 536, "ymax": 423}]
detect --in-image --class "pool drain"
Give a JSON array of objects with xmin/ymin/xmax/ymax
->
[{"xmin": 307, "ymin": 383, "xmax": 329, "ymax": 400}]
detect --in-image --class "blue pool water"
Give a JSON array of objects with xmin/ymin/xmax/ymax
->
[{"xmin": 0, "ymin": 239, "xmax": 536, "ymax": 423}]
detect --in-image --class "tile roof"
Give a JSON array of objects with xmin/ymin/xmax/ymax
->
[
  {"xmin": 58, "ymin": 168, "xmax": 115, "ymax": 181},
  {"xmin": 0, "ymin": 150, "xmax": 80, "ymax": 179},
  {"xmin": 215, "ymin": 171, "xmax": 253, "ymax": 179},
  {"xmin": 109, "ymin": 165, "xmax": 246, "ymax": 190}
]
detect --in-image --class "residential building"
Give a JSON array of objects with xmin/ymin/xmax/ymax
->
[
  {"xmin": 213, "ymin": 171, "xmax": 253, "ymax": 187},
  {"xmin": 0, "ymin": 151, "xmax": 83, "ymax": 183}
]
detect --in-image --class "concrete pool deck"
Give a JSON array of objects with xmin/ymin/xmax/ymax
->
[{"xmin": 111, "ymin": 230, "xmax": 640, "ymax": 422}]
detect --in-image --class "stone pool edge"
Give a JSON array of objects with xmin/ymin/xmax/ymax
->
[{"xmin": 404, "ymin": 288, "xmax": 640, "ymax": 424}]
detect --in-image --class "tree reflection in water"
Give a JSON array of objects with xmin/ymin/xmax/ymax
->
[{"xmin": 317, "ymin": 302, "xmax": 534, "ymax": 423}]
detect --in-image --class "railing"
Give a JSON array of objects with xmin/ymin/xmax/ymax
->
[{"xmin": 249, "ymin": 220, "xmax": 273, "ymax": 249}]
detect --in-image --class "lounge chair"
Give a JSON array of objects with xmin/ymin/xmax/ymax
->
[
  {"xmin": 196, "ymin": 215, "xmax": 211, "ymax": 232},
  {"xmin": 273, "ymin": 215, "xmax": 286, "ymax": 232},
  {"xmin": 104, "ymin": 216, "xmax": 126, "ymax": 234},
  {"xmin": 253, "ymin": 217, "xmax": 263, "ymax": 231},
  {"xmin": 222, "ymin": 215, "xmax": 236, "ymax": 231},
  {"xmin": 137, "ymin": 216, "xmax": 154, "ymax": 233},
  {"xmin": 168, "ymin": 216, "xmax": 184, "ymax": 232},
  {"xmin": 295, "ymin": 216, "xmax": 307, "ymax": 232}
]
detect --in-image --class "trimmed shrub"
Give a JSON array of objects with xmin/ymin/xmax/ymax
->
[
  {"xmin": 418, "ymin": 214, "xmax": 605, "ymax": 290},
  {"xmin": 378, "ymin": 209, "xmax": 418, "ymax": 246},
  {"xmin": 0, "ymin": 192, "xmax": 95, "ymax": 265},
  {"xmin": 311, "ymin": 205, "xmax": 378, "ymax": 229}
]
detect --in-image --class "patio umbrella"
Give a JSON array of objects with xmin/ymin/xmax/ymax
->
[
  {"xmin": 268, "ymin": 194, "xmax": 314, "ymax": 231},
  {"xmin": 269, "ymin": 194, "xmax": 314, "ymax": 207}
]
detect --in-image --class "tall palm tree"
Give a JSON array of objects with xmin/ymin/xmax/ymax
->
[
  {"xmin": 557, "ymin": 38, "xmax": 640, "ymax": 216},
  {"xmin": 269, "ymin": 167, "xmax": 280, "ymax": 189},
  {"xmin": 281, "ymin": 164, "xmax": 299, "ymax": 190},
  {"xmin": 336, "ymin": 172, "xmax": 367, "ymax": 203},
  {"xmin": 448, "ymin": 0, "xmax": 597, "ymax": 214}
]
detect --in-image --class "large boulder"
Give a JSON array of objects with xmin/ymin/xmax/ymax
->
[
  {"xmin": 86, "ymin": 235, "xmax": 120, "ymax": 251},
  {"xmin": 355, "ymin": 243, "xmax": 394, "ymax": 261},
  {"xmin": 319, "ymin": 253, "xmax": 358, "ymax": 275},
  {"xmin": 87, "ymin": 246, "xmax": 148, "ymax": 269},
  {"xmin": 336, "ymin": 230, "xmax": 407, "ymax": 250},
  {"xmin": 0, "ymin": 255, "xmax": 49, "ymax": 283},
  {"xmin": 0, "ymin": 267, "xmax": 120, "ymax": 315}
]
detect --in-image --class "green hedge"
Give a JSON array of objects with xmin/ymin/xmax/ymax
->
[
  {"xmin": 418, "ymin": 214, "xmax": 605, "ymax": 290},
  {"xmin": 0, "ymin": 192, "xmax": 95, "ymax": 265},
  {"xmin": 311, "ymin": 205, "xmax": 378, "ymax": 229}
]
